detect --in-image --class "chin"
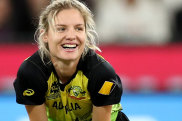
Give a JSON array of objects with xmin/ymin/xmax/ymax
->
[{"xmin": 59, "ymin": 55, "xmax": 81, "ymax": 61}]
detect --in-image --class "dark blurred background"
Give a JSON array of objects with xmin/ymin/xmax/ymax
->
[{"xmin": 0, "ymin": 0, "xmax": 182, "ymax": 121}]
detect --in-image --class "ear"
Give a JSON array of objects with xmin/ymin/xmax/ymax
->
[
  {"xmin": 43, "ymin": 34, "xmax": 48, "ymax": 43},
  {"xmin": 40, "ymin": 29, "xmax": 48, "ymax": 42}
]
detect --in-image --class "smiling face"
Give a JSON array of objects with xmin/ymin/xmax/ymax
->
[{"xmin": 44, "ymin": 8, "xmax": 86, "ymax": 62}]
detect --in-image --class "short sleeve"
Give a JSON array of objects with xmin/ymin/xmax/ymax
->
[
  {"xmin": 13, "ymin": 60, "xmax": 48, "ymax": 105},
  {"xmin": 88, "ymin": 61, "xmax": 123, "ymax": 106}
]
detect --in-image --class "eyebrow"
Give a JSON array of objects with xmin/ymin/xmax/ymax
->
[{"xmin": 55, "ymin": 24, "xmax": 84, "ymax": 27}]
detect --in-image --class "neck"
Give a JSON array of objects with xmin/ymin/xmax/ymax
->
[{"xmin": 51, "ymin": 58, "xmax": 80, "ymax": 84}]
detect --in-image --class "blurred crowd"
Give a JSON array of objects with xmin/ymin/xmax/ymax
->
[
  {"xmin": 0, "ymin": 0, "xmax": 182, "ymax": 44},
  {"xmin": 0, "ymin": 0, "xmax": 49, "ymax": 42}
]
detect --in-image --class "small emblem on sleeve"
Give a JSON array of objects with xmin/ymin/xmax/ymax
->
[
  {"xmin": 98, "ymin": 81, "xmax": 114, "ymax": 95},
  {"xmin": 23, "ymin": 89, "xmax": 35, "ymax": 96}
]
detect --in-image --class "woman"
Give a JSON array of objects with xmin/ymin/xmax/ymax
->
[{"xmin": 14, "ymin": 0, "xmax": 129, "ymax": 121}]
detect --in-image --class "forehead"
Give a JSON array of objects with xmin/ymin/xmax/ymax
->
[{"xmin": 54, "ymin": 8, "xmax": 84, "ymax": 25}]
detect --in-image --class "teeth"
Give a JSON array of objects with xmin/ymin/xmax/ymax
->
[{"xmin": 62, "ymin": 44, "xmax": 76, "ymax": 48}]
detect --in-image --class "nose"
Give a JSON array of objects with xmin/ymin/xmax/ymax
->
[{"xmin": 65, "ymin": 28, "xmax": 76, "ymax": 41}]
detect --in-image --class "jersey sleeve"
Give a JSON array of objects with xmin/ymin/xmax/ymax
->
[
  {"xmin": 13, "ymin": 60, "xmax": 48, "ymax": 105},
  {"xmin": 88, "ymin": 61, "xmax": 123, "ymax": 106}
]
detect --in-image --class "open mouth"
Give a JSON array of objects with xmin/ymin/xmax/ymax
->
[{"xmin": 62, "ymin": 44, "xmax": 78, "ymax": 49}]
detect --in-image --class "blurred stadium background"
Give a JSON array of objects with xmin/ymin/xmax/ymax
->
[{"xmin": 0, "ymin": 0, "xmax": 182, "ymax": 121}]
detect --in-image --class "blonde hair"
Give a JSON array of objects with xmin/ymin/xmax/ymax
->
[{"xmin": 35, "ymin": 0, "xmax": 101, "ymax": 62}]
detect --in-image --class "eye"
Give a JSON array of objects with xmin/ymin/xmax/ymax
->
[
  {"xmin": 75, "ymin": 27, "xmax": 84, "ymax": 31},
  {"xmin": 56, "ymin": 26, "xmax": 66, "ymax": 32}
]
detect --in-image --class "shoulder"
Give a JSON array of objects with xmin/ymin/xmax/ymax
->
[
  {"xmin": 79, "ymin": 50, "xmax": 115, "ymax": 77},
  {"xmin": 14, "ymin": 51, "xmax": 52, "ymax": 94},
  {"xmin": 17, "ymin": 51, "xmax": 52, "ymax": 79},
  {"xmin": 83, "ymin": 50, "xmax": 117, "ymax": 85},
  {"xmin": 14, "ymin": 51, "xmax": 51, "ymax": 105},
  {"xmin": 80, "ymin": 50, "xmax": 122, "ymax": 106}
]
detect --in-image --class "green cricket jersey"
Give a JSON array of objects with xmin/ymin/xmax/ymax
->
[{"xmin": 14, "ymin": 49, "xmax": 123, "ymax": 121}]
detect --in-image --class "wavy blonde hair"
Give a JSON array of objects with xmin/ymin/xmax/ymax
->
[{"xmin": 35, "ymin": 0, "xmax": 101, "ymax": 62}]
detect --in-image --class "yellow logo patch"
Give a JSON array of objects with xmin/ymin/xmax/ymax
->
[
  {"xmin": 23, "ymin": 89, "xmax": 35, "ymax": 96},
  {"xmin": 98, "ymin": 81, "xmax": 114, "ymax": 95}
]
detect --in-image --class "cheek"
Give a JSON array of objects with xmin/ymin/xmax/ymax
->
[
  {"xmin": 81, "ymin": 38, "xmax": 86, "ymax": 49},
  {"xmin": 47, "ymin": 35, "xmax": 59, "ymax": 47},
  {"xmin": 46, "ymin": 39, "xmax": 57, "ymax": 53},
  {"xmin": 80, "ymin": 33, "xmax": 87, "ymax": 44}
]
